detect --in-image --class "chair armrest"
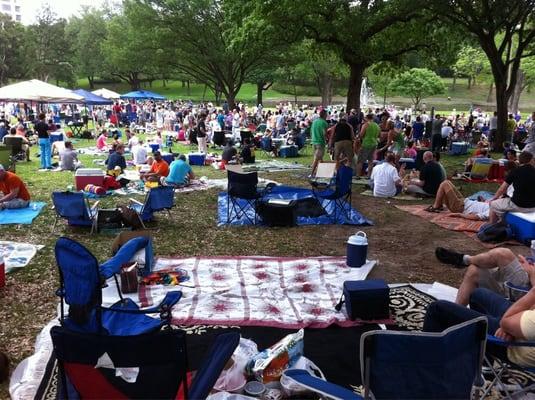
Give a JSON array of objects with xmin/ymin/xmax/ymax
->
[
  {"xmin": 283, "ymin": 369, "xmax": 363, "ymax": 400},
  {"xmin": 129, "ymin": 197, "xmax": 144, "ymax": 206},
  {"xmin": 104, "ymin": 291, "xmax": 182, "ymax": 315},
  {"xmin": 504, "ymin": 281, "xmax": 530, "ymax": 294},
  {"xmin": 486, "ymin": 334, "xmax": 535, "ymax": 347}
]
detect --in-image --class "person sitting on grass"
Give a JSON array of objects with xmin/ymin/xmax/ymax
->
[
  {"xmin": 106, "ymin": 143, "xmax": 127, "ymax": 174},
  {"xmin": 240, "ymin": 137, "xmax": 256, "ymax": 164},
  {"xmin": 0, "ymin": 164, "xmax": 30, "ymax": 210},
  {"xmin": 370, "ymin": 152, "xmax": 403, "ymax": 197},
  {"xmin": 403, "ymin": 140, "xmax": 417, "ymax": 160},
  {"xmin": 162, "ymin": 154, "xmax": 194, "ymax": 187},
  {"xmin": 464, "ymin": 148, "xmax": 490, "ymax": 173},
  {"xmin": 220, "ymin": 141, "xmax": 238, "ymax": 169},
  {"xmin": 132, "ymin": 140, "xmax": 148, "ymax": 165},
  {"xmin": 142, "ymin": 151, "xmax": 169, "ymax": 182},
  {"xmin": 405, "ymin": 151, "xmax": 444, "ymax": 197},
  {"xmin": 59, "ymin": 141, "xmax": 81, "ymax": 171},
  {"xmin": 424, "ymin": 179, "xmax": 489, "ymax": 219},
  {"xmin": 96, "ymin": 130, "xmax": 108, "ymax": 151}
]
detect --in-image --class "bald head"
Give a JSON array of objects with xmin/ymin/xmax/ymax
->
[{"xmin": 423, "ymin": 151, "xmax": 434, "ymax": 163}]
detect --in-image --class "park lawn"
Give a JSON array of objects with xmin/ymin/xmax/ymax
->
[{"xmin": 0, "ymin": 137, "xmax": 504, "ymax": 397}]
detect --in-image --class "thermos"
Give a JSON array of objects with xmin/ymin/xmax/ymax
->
[
  {"xmin": 0, "ymin": 260, "xmax": 5, "ymax": 288},
  {"xmin": 346, "ymin": 231, "xmax": 368, "ymax": 268}
]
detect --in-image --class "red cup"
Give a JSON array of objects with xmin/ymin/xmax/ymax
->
[{"xmin": 0, "ymin": 262, "xmax": 5, "ymax": 288}]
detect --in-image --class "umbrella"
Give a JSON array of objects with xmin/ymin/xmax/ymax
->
[
  {"xmin": 92, "ymin": 88, "xmax": 121, "ymax": 99},
  {"xmin": 120, "ymin": 90, "xmax": 166, "ymax": 100},
  {"xmin": 0, "ymin": 79, "xmax": 84, "ymax": 103},
  {"xmin": 72, "ymin": 89, "xmax": 113, "ymax": 105}
]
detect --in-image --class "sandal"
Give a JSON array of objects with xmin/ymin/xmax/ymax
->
[{"xmin": 425, "ymin": 205, "xmax": 442, "ymax": 213}]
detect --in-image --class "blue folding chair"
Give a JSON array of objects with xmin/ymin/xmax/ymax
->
[
  {"xmin": 55, "ymin": 237, "xmax": 181, "ymax": 335},
  {"xmin": 52, "ymin": 191, "xmax": 100, "ymax": 234},
  {"xmin": 50, "ymin": 326, "xmax": 239, "ymax": 399},
  {"xmin": 129, "ymin": 186, "xmax": 175, "ymax": 227},
  {"xmin": 283, "ymin": 317, "xmax": 488, "ymax": 399},
  {"xmin": 313, "ymin": 165, "xmax": 353, "ymax": 223},
  {"xmin": 260, "ymin": 136, "xmax": 275, "ymax": 157}
]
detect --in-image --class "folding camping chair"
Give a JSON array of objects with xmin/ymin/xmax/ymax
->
[
  {"xmin": 55, "ymin": 236, "xmax": 181, "ymax": 335},
  {"xmin": 227, "ymin": 168, "xmax": 264, "ymax": 225},
  {"xmin": 313, "ymin": 165, "xmax": 353, "ymax": 223},
  {"xmin": 51, "ymin": 191, "xmax": 100, "ymax": 234},
  {"xmin": 0, "ymin": 146, "xmax": 15, "ymax": 172},
  {"xmin": 260, "ymin": 136, "xmax": 275, "ymax": 157},
  {"xmin": 283, "ymin": 316, "xmax": 488, "ymax": 399},
  {"xmin": 3, "ymin": 136, "xmax": 26, "ymax": 162},
  {"xmin": 463, "ymin": 158, "xmax": 493, "ymax": 180},
  {"xmin": 50, "ymin": 326, "xmax": 239, "ymax": 399},
  {"xmin": 128, "ymin": 186, "xmax": 175, "ymax": 228}
]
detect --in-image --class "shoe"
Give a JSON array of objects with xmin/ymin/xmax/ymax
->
[{"xmin": 435, "ymin": 247, "xmax": 466, "ymax": 268}]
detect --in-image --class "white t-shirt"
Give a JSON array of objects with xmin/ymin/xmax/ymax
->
[
  {"xmin": 441, "ymin": 126, "xmax": 453, "ymax": 138},
  {"xmin": 462, "ymin": 199, "xmax": 489, "ymax": 220},
  {"xmin": 128, "ymin": 136, "xmax": 139, "ymax": 148},
  {"xmin": 371, "ymin": 162, "xmax": 400, "ymax": 197},
  {"xmin": 132, "ymin": 145, "xmax": 147, "ymax": 165}
]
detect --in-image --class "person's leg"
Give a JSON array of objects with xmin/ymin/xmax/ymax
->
[
  {"xmin": 406, "ymin": 184, "xmax": 427, "ymax": 195},
  {"xmin": 44, "ymin": 139, "xmax": 52, "ymax": 168},
  {"xmin": 438, "ymin": 180, "xmax": 465, "ymax": 212},
  {"xmin": 423, "ymin": 300, "xmax": 485, "ymax": 332},
  {"xmin": 431, "ymin": 180, "xmax": 448, "ymax": 208},
  {"xmin": 489, "ymin": 197, "xmax": 511, "ymax": 223},
  {"xmin": 1, "ymin": 198, "xmax": 29, "ymax": 209},
  {"xmin": 469, "ymin": 288, "xmax": 512, "ymax": 329},
  {"xmin": 456, "ymin": 264, "xmax": 481, "ymax": 305},
  {"xmin": 39, "ymin": 138, "xmax": 46, "ymax": 169}
]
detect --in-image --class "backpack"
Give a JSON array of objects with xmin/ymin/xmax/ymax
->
[{"xmin": 477, "ymin": 221, "xmax": 513, "ymax": 243}]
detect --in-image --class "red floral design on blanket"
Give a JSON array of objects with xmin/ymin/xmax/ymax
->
[{"xmin": 137, "ymin": 256, "xmax": 377, "ymax": 329}]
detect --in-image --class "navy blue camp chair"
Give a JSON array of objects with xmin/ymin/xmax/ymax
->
[
  {"xmin": 52, "ymin": 191, "xmax": 100, "ymax": 234},
  {"xmin": 50, "ymin": 326, "xmax": 240, "ymax": 400},
  {"xmin": 260, "ymin": 136, "xmax": 274, "ymax": 157},
  {"xmin": 313, "ymin": 165, "xmax": 353, "ymax": 222},
  {"xmin": 283, "ymin": 316, "xmax": 487, "ymax": 399},
  {"xmin": 129, "ymin": 186, "xmax": 175, "ymax": 227},
  {"xmin": 227, "ymin": 169, "xmax": 263, "ymax": 225},
  {"xmin": 55, "ymin": 237, "xmax": 181, "ymax": 335}
]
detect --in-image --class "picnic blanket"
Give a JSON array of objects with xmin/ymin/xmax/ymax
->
[
  {"xmin": 128, "ymin": 256, "xmax": 377, "ymax": 329},
  {"xmin": 241, "ymin": 160, "xmax": 309, "ymax": 173},
  {"xmin": 360, "ymin": 190, "xmax": 421, "ymax": 201},
  {"xmin": 395, "ymin": 204, "xmax": 520, "ymax": 248},
  {"xmin": 0, "ymin": 241, "xmax": 43, "ymax": 272},
  {"xmin": 0, "ymin": 202, "xmax": 45, "ymax": 224},
  {"xmin": 218, "ymin": 185, "xmax": 373, "ymax": 226}
]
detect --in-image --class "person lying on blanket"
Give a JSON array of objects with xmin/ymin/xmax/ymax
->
[
  {"xmin": 428, "ymin": 245, "xmax": 535, "ymax": 368},
  {"xmin": 424, "ymin": 180, "xmax": 489, "ymax": 220},
  {"xmin": 0, "ymin": 164, "xmax": 30, "ymax": 210}
]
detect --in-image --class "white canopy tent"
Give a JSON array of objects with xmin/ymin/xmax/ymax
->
[
  {"xmin": 0, "ymin": 79, "xmax": 84, "ymax": 103},
  {"xmin": 91, "ymin": 88, "xmax": 121, "ymax": 100}
]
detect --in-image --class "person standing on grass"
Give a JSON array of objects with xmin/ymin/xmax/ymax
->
[
  {"xmin": 355, "ymin": 113, "xmax": 379, "ymax": 178},
  {"xmin": 35, "ymin": 113, "xmax": 51, "ymax": 170},
  {"xmin": 310, "ymin": 109, "xmax": 328, "ymax": 176}
]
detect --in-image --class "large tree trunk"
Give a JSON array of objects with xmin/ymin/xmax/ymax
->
[
  {"xmin": 467, "ymin": 76, "xmax": 472, "ymax": 89},
  {"xmin": 256, "ymin": 81, "xmax": 264, "ymax": 106},
  {"xmin": 452, "ymin": 75, "xmax": 456, "ymax": 91},
  {"xmin": 495, "ymin": 81, "xmax": 509, "ymax": 151},
  {"xmin": 346, "ymin": 63, "xmax": 365, "ymax": 111},
  {"xmin": 318, "ymin": 75, "xmax": 332, "ymax": 107},
  {"xmin": 508, "ymin": 69, "xmax": 524, "ymax": 113},
  {"xmin": 129, "ymin": 73, "xmax": 141, "ymax": 90},
  {"xmin": 88, "ymin": 76, "xmax": 95, "ymax": 89},
  {"xmin": 187, "ymin": 80, "xmax": 190, "ymax": 96}
]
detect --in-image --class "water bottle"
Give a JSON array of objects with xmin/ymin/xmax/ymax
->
[{"xmin": 346, "ymin": 231, "xmax": 368, "ymax": 268}]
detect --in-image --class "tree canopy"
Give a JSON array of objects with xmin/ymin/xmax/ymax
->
[{"xmin": 389, "ymin": 68, "xmax": 445, "ymax": 110}]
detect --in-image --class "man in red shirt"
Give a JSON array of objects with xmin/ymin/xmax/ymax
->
[
  {"xmin": 142, "ymin": 151, "xmax": 169, "ymax": 182},
  {"xmin": 0, "ymin": 164, "xmax": 30, "ymax": 209}
]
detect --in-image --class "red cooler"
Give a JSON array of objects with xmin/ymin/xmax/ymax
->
[{"xmin": 75, "ymin": 168, "xmax": 106, "ymax": 191}]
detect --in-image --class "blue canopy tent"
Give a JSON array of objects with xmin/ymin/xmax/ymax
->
[
  {"xmin": 120, "ymin": 90, "xmax": 166, "ymax": 100},
  {"xmin": 72, "ymin": 89, "xmax": 113, "ymax": 105}
]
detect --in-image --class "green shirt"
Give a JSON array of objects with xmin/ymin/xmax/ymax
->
[
  {"xmin": 362, "ymin": 121, "xmax": 379, "ymax": 149},
  {"xmin": 311, "ymin": 118, "xmax": 327, "ymax": 145}
]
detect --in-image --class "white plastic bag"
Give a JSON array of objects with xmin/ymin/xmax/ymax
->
[
  {"xmin": 280, "ymin": 356, "xmax": 326, "ymax": 397},
  {"xmin": 214, "ymin": 338, "xmax": 258, "ymax": 393}
]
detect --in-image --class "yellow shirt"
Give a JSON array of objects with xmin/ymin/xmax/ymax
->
[{"xmin": 507, "ymin": 309, "xmax": 535, "ymax": 366}]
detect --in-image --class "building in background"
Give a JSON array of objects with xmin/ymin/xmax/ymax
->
[{"xmin": 0, "ymin": 0, "xmax": 22, "ymax": 22}]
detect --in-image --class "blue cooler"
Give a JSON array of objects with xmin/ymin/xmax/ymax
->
[
  {"xmin": 161, "ymin": 153, "xmax": 175, "ymax": 164},
  {"xmin": 505, "ymin": 212, "xmax": 535, "ymax": 244},
  {"xmin": 450, "ymin": 142, "xmax": 469, "ymax": 155},
  {"xmin": 188, "ymin": 153, "xmax": 206, "ymax": 166},
  {"xmin": 149, "ymin": 143, "xmax": 160, "ymax": 153},
  {"xmin": 279, "ymin": 145, "xmax": 298, "ymax": 158},
  {"xmin": 346, "ymin": 231, "xmax": 368, "ymax": 267},
  {"xmin": 341, "ymin": 279, "xmax": 390, "ymax": 320}
]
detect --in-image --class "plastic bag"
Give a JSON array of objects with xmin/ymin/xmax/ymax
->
[
  {"xmin": 280, "ymin": 356, "xmax": 326, "ymax": 397},
  {"xmin": 246, "ymin": 329, "xmax": 304, "ymax": 383},
  {"xmin": 214, "ymin": 338, "xmax": 257, "ymax": 393}
]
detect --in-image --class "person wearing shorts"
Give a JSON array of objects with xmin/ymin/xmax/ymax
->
[
  {"xmin": 434, "ymin": 246, "xmax": 534, "ymax": 306},
  {"xmin": 425, "ymin": 179, "xmax": 489, "ymax": 219},
  {"xmin": 356, "ymin": 113, "xmax": 379, "ymax": 178}
]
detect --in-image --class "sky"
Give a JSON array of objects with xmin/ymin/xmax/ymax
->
[{"xmin": 21, "ymin": 0, "xmax": 110, "ymax": 24}]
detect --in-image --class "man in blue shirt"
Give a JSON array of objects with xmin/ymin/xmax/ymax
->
[
  {"xmin": 106, "ymin": 143, "xmax": 127, "ymax": 173},
  {"xmin": 163, "ymin": 154, "xmax": 194, "ymax": 186}
]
